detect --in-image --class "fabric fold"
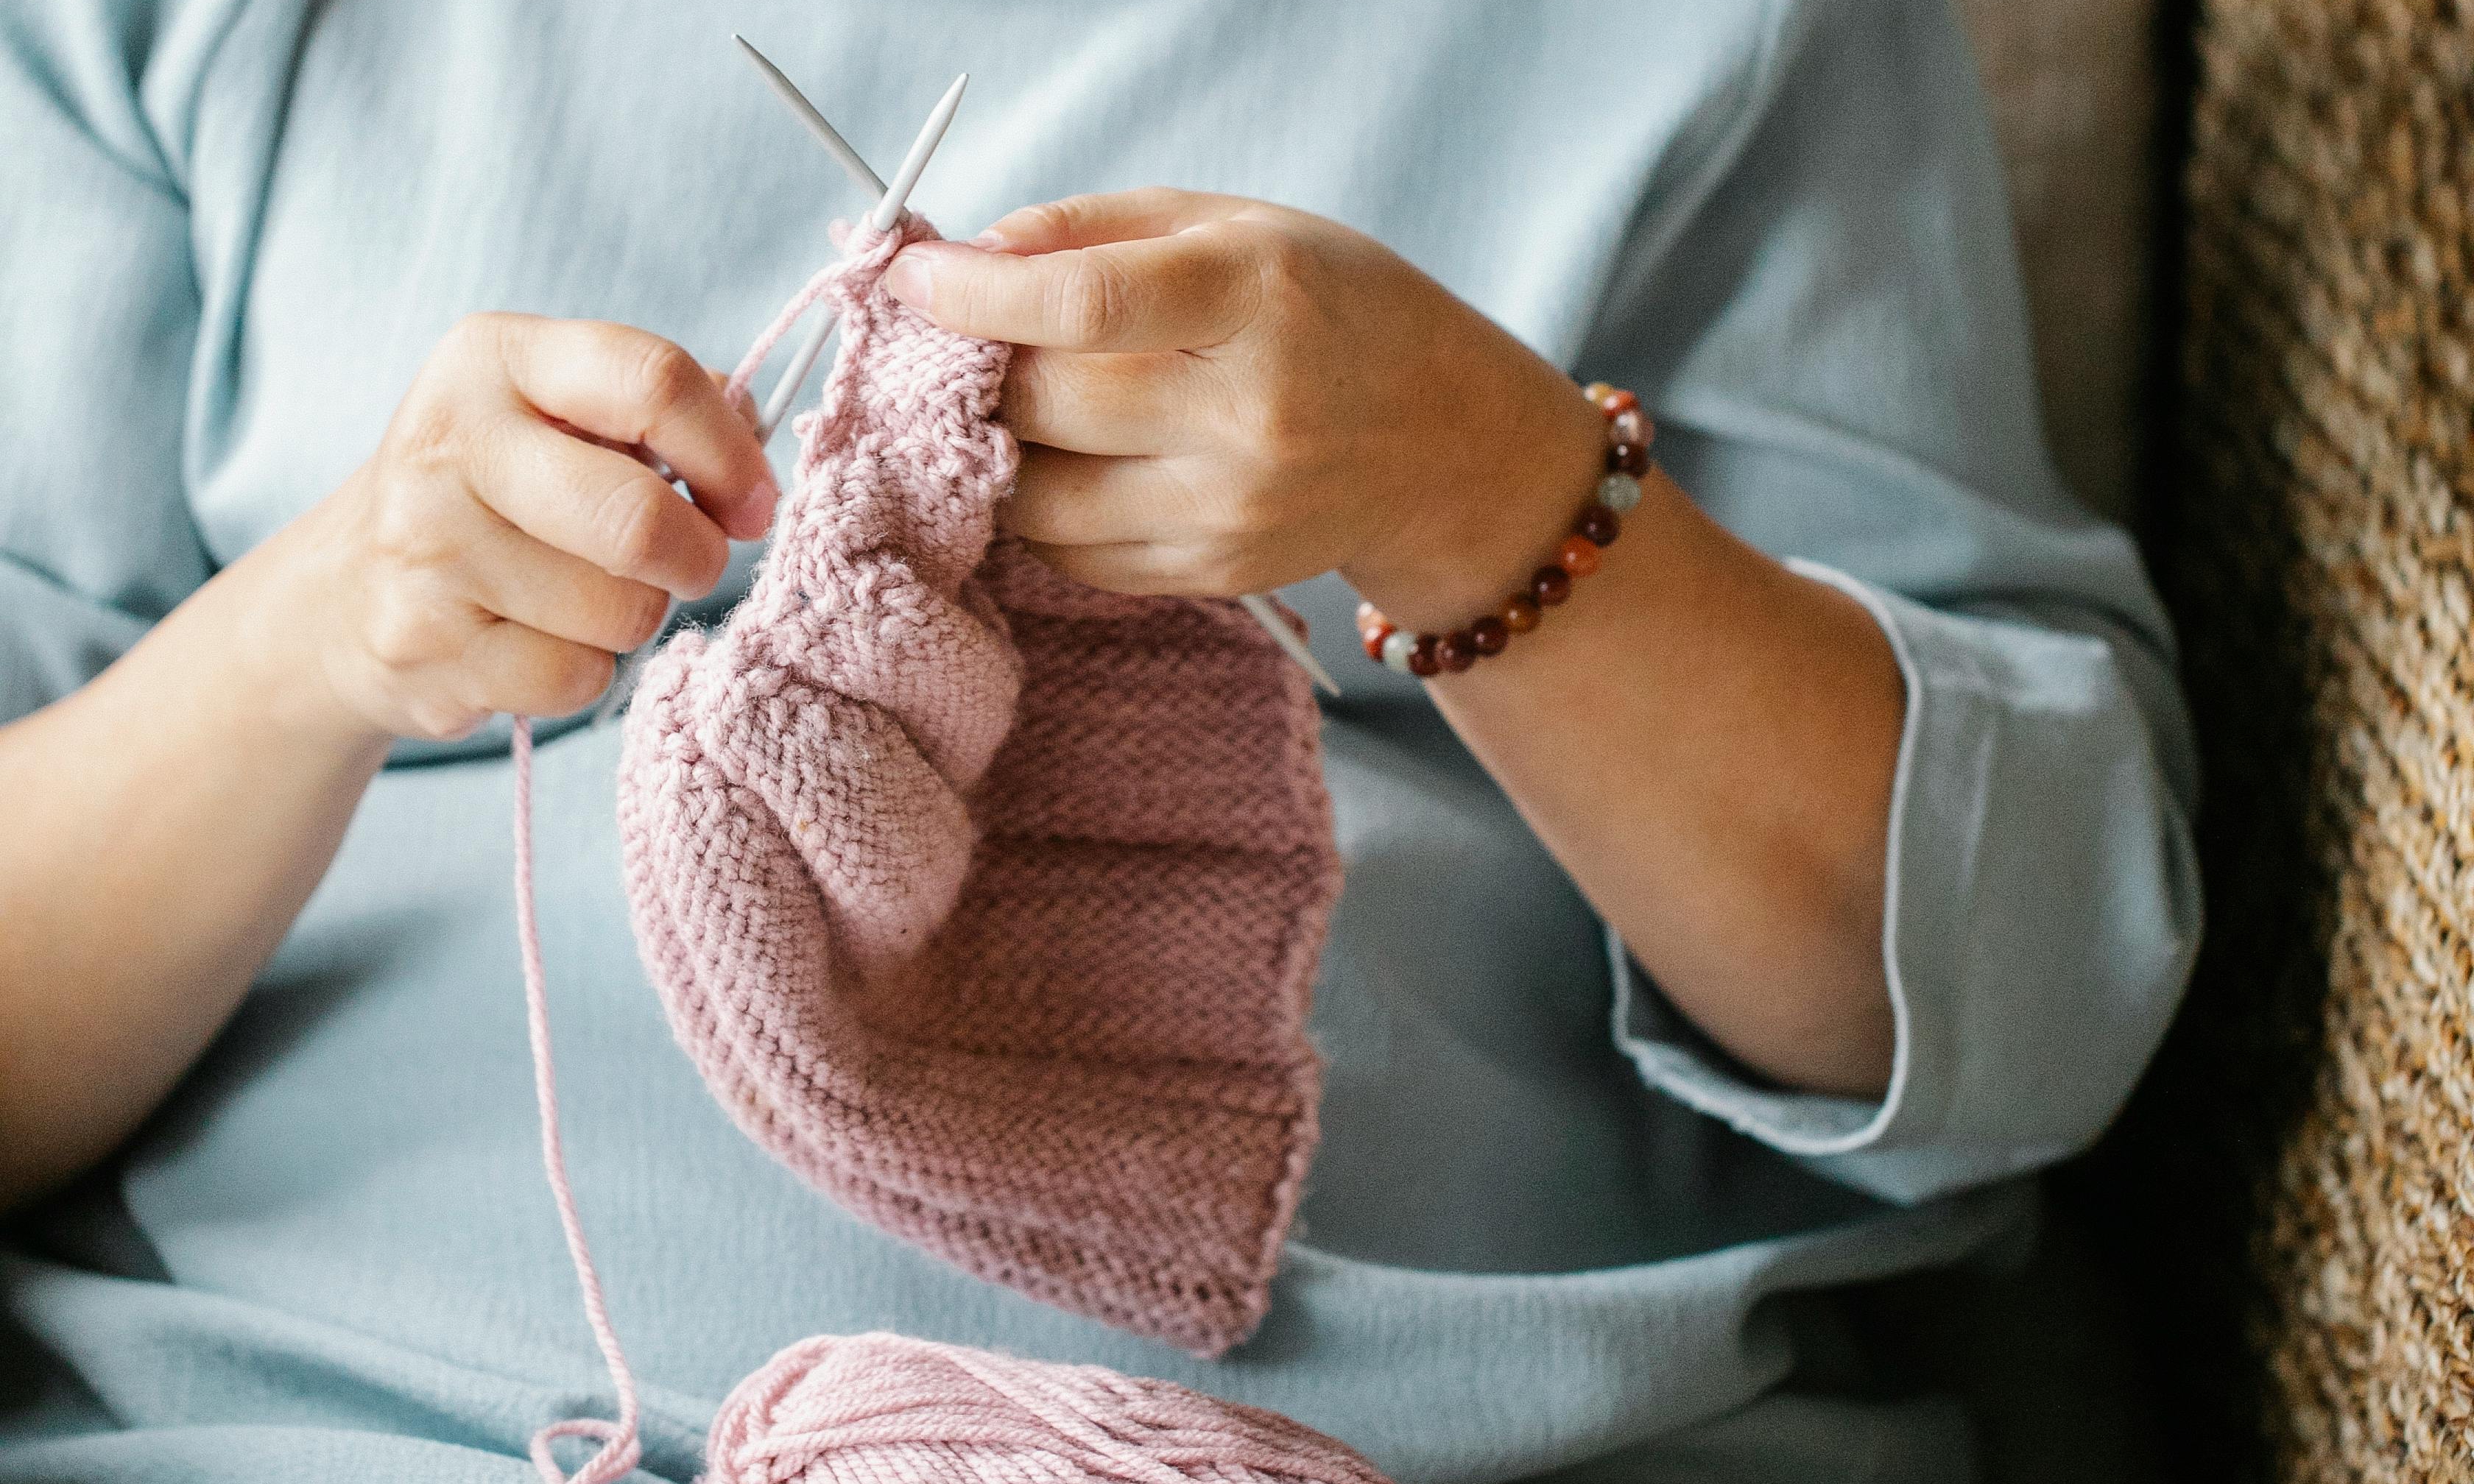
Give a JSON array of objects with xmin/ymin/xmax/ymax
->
[{"xmin": 1613, "ymin": 557, "xmax": 2200, "ymax": 1205}]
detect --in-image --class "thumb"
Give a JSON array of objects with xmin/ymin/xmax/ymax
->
[{"xmin": 970, "ymin": 186, "xmax": 1244, "ymax": 255}]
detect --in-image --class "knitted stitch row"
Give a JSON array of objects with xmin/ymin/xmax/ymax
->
[
  {"xmin": 517, "ymin": 713, "xmax": 1379, "ymax": 1482},
  {"xmin": 510, "ymin": 218, "xmax": 1372, "ymax": 1482},
  {"xmin": 615, "ymin": 219, "xmax": 1344, "ymax": 1359}
]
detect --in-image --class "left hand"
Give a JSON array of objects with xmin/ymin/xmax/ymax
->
[
  {"xmin": 888, "ymin": 188, "xmax": 1903, "ymax": 1098},
  {"xmin": 883, "ymin": 188, "xmax": 1607, "ymax": 629}
]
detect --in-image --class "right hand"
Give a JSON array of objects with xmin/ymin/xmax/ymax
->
[{"xmin": 243, "ymin": 313, "xmax": 778, "ymax": 744}]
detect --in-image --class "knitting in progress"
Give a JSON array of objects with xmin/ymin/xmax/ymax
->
[{"xmin": 507, "ymin": 217, "xmax": 1372, "ymax": 1481}]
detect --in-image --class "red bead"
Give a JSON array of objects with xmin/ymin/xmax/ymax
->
[
  {"xmin": 1557, "ymin": 534, "xmax": 1601, "ymax": 577},
  {"xmin": 1587, "ymin": 384, "xmax": 1638, "ymax": 416},
  {"xmin": 1407, "ymin": 634, "xmax": 1442, "ymax": 677},
  {"xmin": 1361, "ymin": 621, "xmax": 1396, "ymax": 662},
  {"xmin": 1607, "ymin": 440, "xmax": 1651, "ymax": 477},
  {"xmin": 1576, "ymin": 503, "xmax": 1621, "ymax": 546},
  {"xmin": 1437, "ymin": 631, "xmax": 1479, "ymax": 673},
  {"xmin": 1501, "ymin": 595, "xmax": 1542, "ymax": 632},
  {"xmin": 1532, "ymin": 565, "xmax": 1573, "ymax": 606},
  {"xmin": 1469, "ymin": 615, "xmax": 1509, "ymax": 654},
  {"xmin": 1609, "ymin": 407, "xmax": 1652, "ymax": 449}
]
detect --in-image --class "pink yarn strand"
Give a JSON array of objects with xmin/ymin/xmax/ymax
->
[
  {"xmin": 723, "ymin": 259, "xmax": 844, "ymax": 411},
  {"xmin": 512, "ymin": 716, "xmax": 645, "ymax": 1484},
  {"xmin": 502, "ymin": 223, "xmax": 1383, "ymax": 1483},
  {"xmin": 722, "ymin": 222, "xmax": 898, "ymax": 419}
]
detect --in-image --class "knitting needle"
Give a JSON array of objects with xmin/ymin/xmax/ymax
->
[
  {"xmin": 1236, "ymin": 594, "xmax": 1339, "ymax": 695},
  {"xmin": 733, "ymin": 34, "xmax": 886, "ymax": 443},
  {"xmin": 870, "ymin": 72, "xmax": 967, "ymax": 233},
  {"xmin": 734, "ymin": 35, "xmax": 887, "ymax": 199},
  {"xmin": 728, "ymin": 49, "xmax": 1341, "ymax": 698},
  {"xmin": 594, "ymin": 57, "xmax": 968, "ymax": 725},
  {"xmin": 737, "ymin": 45, "xmax": 965, "ymax": 443},
  {"xmin": 618, "ymin": 52, "xmax": 935, "ymax": 481},
  {"xmin": 741, "ymin": 46, "xmax": 1339, "ymax": 696},
  {"xmin": 621, "ymin": 40, "xmax": 920, "ymax": 473}
]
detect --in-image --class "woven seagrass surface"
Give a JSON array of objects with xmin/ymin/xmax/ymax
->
[{"xmin": 2089, "ymin": 1, "xmax": 2474, "ymax": 1477}]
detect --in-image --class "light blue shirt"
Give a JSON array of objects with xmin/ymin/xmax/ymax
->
[{"xmin": 0, "ymin": 2, "xmax": 2199, "ymax": 1480}]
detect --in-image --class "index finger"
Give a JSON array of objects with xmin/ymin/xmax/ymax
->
[
  {"xmin": 479, "ymin": 314, "xmax": 778, "ymax": 541},
  {"xmin": 883, "ymin": 229, "xmax": 1259, "ymax": 353},
  {"xmin": 470, "ymin": 418, "xmax": 733, "ymax": 599}
]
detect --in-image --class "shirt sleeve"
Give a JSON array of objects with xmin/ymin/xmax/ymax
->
[
  {"xmin": 1587, "ymin": 0, "xmax": 2202, "ymax": 1204},
  {"xmin": 0, "ymin": 4, "xmax": 230, "ymax": 726}
]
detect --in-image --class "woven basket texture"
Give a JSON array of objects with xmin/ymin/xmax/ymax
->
[{"xmin": 2096, "ymin": 1, "xmax": 2474, "ymax": 1477}]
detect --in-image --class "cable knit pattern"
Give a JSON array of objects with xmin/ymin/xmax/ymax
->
[{"xmin": 616, "ymin": 219, "xmax": 1342, "ymax": 1357}]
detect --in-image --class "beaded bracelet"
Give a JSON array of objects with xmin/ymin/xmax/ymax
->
[{"xmin": 1356, "ymin": 381, "xmax": 1652, "ymax": 677}]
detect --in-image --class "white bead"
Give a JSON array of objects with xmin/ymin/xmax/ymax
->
[
  {"xmin": 1379, "ymin": 629, "xmax": 1419, "ymax": 675},
  {"xmin": 1598, "ymin": 472, "xmax": 1642, "ymax": 514}
]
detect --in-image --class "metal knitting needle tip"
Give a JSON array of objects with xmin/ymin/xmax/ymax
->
[
  {"xmin": 737, "ymin": 65, "xmax": 968, "ymax": 444},
  {"xmin": 1238, "ymin": 593, "xmax": 1342, "ymax": 697},
  {"xmin": 755, "ymin": 325, "xmax": 831, "ymax": 445},
  {"xmin": 723, "ymin": 59, "xmax": 1322, "ymax": 701},
  {"xmin": 870, "ymin": 72, "xmax": 968, "ymax": 232},
  {"xmin": 735, "ymin": 34, "xmax": 887, "ymax": 199}
]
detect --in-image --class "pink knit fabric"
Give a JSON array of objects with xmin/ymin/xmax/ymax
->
[
  {"xmin": 702, "ymin": 1332, "xmax": 1389, "ymax": 1484},
  {"xmin": 514, "ymin": 721, "xmax": 1385, "ymax": 1483},
  {"xmin": 616, "ymin": 219, "xmax": 1342, "ymax": 1358}
]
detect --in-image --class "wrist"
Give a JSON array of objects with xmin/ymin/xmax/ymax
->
[
  {"xmin": 1340, "ymin": 370, "xmax": 1616, "ymax": 634},
  {"xmin": 1339, "ymin": 370, "xmax": 1609, "ymax": 632},
  {"xmin": 209, "ymin": 517, "xmax": 397, "ymax": 760}
]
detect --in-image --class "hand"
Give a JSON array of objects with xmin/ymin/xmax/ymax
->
[
  {"xmin": 242, "ymin": 314, "xmax": 778, "ymax": 744},
  {"xmin": 883, "ymin": 188, "xmax": 1607, "ymax": 629}
]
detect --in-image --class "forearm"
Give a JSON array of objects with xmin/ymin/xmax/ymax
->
[
  {"xmin": 0, "ymin": 531, "xmax": 384, "ymax": 1206},
  {"xmin": 1350, "ymin": 396, "xmax": 1903, "ymax": 1098},
  {"xmin": 0, "ymin": 315, "xmax": 774, "ymax": 1209},
  {"xmin": 883, "ymin": 193, "xmax": 1902, "ymax": 1094}
]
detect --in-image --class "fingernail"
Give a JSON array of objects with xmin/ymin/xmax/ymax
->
[
  {"xmin": 747, "ymin": 474, "xmax": 779, "ymax": 531},
  {"xmin": 883, "ymin": 248, "xmax": 936, "ymax": 306},
  {"xmin": 968, "ymin": 227, "xmax": 1005, "ymax": 249}
]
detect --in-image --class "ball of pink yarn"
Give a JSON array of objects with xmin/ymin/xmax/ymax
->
[{"xmin": 703, "ymin": 1332, "xmax": 1392, "ymax": 1484}]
